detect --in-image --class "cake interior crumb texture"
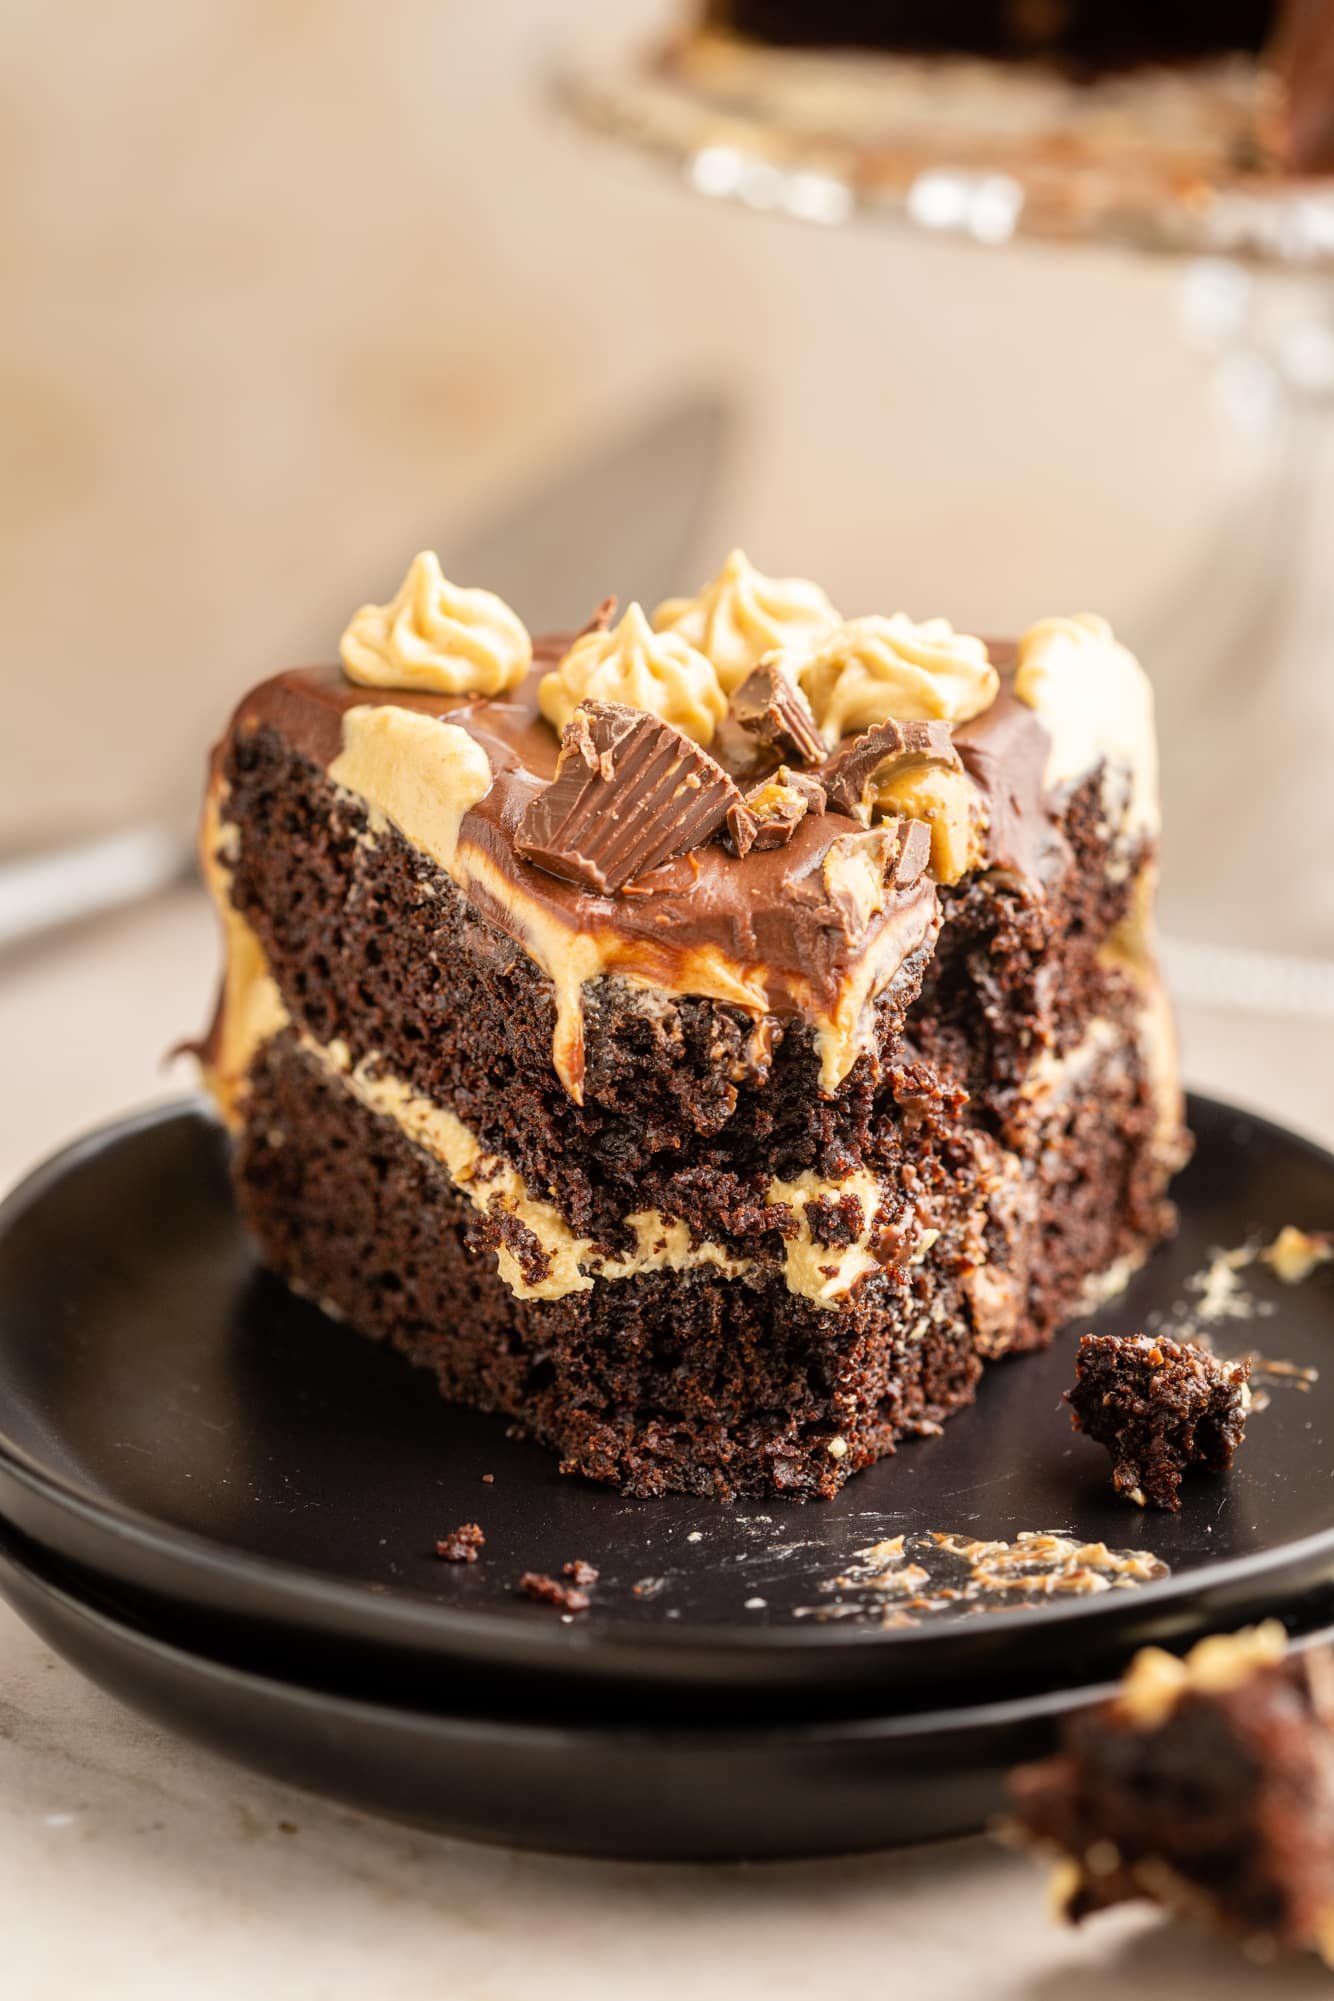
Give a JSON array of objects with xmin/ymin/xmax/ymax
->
[
  {"xmin": 1066, "ymin": 1331, "xmax": 1251, "ymax": 1512},
  {"xmin": 198, "ymin": 576, "xmax": 1188, "ymax": 1501}
]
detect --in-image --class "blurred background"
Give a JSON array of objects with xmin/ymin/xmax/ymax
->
[
  {"xmin": 4, "ymin": 0, "xmax": 1234, "ymax": 842},
  {"xmin": 2, "ymin": 0, "xmax": 1332, "ymax": 1168}
]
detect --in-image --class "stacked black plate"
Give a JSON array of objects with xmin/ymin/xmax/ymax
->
[{"xmin": 1, "ymin": 1095, "xmax": 1332, "ymax": 1858}]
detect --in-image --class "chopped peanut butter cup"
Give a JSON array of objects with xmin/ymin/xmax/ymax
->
[
  {"xmin": 817, "ymin": 820, "xmax": 932, "ymax": 943},
  {"xmin": 821, "ymin": 719, "xmax": 962, "ymax": 818},
  {"xmin": 515, "ymin": 701, "xmax": 744, "ymax": 895},
  {"xmin": 726, "ymin": 767, "xmax": 827, "ymax": 857},
  {"xmin": 820, "ymin": 718, "xmax": 982, "ymax": 883},
  {"xmin": 730, "ymin": 659, "xmax": 826, "ymax": 767}
]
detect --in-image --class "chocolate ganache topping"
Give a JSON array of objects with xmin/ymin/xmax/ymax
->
[{"xmin": 224, "ymin": 648, "xmax": 1061, "ymax": 1085}]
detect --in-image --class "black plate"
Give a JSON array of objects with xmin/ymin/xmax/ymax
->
[
  {"xmin": 0, "ymin": 1096, "xmax": 1332, "ymax": 1718},
  {"xmin": 13, "ymin": 1519, "xmax": 1334, "ymax": 1860}
]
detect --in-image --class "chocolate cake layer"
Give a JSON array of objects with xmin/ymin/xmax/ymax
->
[
  {"xmin": 198, "ymin": 570, "xmax": 1186, "ymax": 1500},
  {"xmin": 236, "ymin": 1034, "xmax": 986, "ymax": 1498},
  {"xmin": 232, "ymin": 1027, "xmax": 1155, "ymax": 1498}
]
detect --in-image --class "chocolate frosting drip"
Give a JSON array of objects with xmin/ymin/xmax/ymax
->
[{"xmin": 222, "ymin": 633, "xmax": 1063, "ymax": 1025}]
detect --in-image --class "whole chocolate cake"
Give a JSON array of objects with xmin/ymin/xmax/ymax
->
[
  {"xmin": 700, "ymin": 1, "xmax": 1334, "ymax": 173},
  {"xmin": 197, "ymin": 550, "xmax": 1187, "ymax": 1499}
]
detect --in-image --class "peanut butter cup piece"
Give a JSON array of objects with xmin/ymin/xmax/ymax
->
[
  {"xmin": 821, "ymin": 718, "xmax": 982, "ymax": 883},
  {"xmin": 887, "ymin": 816, "xmax": 932, "ymax": 889},
  {"xmin": 818, "ymin": 819, "xmax": 932, "ymax": 942},
  {"xmin": 515, "ymin": 700, "xmax": 744, "ymax": 895},
  {"xmin": 730, "ymin": 658, "xmax": 826, "ymax": 766},
  {"xmin": 726, "ymin": 767, "xmax": 827, "ymax": 857},
  {"xmin": 575, "ymin": 594, "xmax": 618, "ymax": 639},
  {"xmin": 821, "ymin": 719, "xmax": 961, "ymax": 818}
]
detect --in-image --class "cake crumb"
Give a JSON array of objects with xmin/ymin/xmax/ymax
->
[
  {"xmin": 518, "ymin": 1571, "xmax": 589, "ymax": 1613},
  {"xmin": 1247, "ymin": 1353, "xmax": 1319, "ymax": 1390},
  {"xmin": 435, "ymin": 1522, "xmax": 485, "ymax": 1563},
  {"xmin": 1190, "ymin": 1244, "xmax": 1260, "ymax": 1324},
  {"xmin": 1067, "ymin": 1332, "xmax": 1251, "ymax": 1512},
  {"xmin": 794, "ymin": 1526, "xmax": 1167, "ymax": 1626},
  {"xmin": 562, "ymin": 1559, "xmax": 599, "ymax": 1587},
  {"xmin": 1262, "ymin": 1226, "xmax": 1333, "ymax": 1286},
  {"xmin": 481, "ymin": 1472, "xmax": 495, "ymax": 1485}
]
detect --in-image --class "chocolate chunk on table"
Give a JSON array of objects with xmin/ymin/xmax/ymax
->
[
  {"xmin": 515, "ymin": 701, "xmax": 744, "ymax": 894},
  {"xmin": 1066, "ymin": 1331, "xmax": 1251, "ymax": 1512}
]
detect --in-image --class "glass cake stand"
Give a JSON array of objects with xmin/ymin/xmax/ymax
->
[{"xmin": 556, "ymin": 31, "xmax": 1334, "ymax": 1019}]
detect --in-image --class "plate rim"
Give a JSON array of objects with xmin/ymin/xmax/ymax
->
[
  {"xmin": 1, "ymin": 1092, "xmax": 1333, "ymax": 1682},
  {"xmin": 0, "ymin": 1516, "xmax": 1122, "ymax": 1747}
]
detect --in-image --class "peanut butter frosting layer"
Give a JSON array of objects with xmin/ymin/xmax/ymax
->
[{"xmin": 218, "ymin": 631, "xmax": 1089, "ymax": 1097}]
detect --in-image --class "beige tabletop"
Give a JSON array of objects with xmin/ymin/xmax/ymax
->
[{"xmin": 0, "ymin": 887, "xmax": 1331, "ymax": 1998}]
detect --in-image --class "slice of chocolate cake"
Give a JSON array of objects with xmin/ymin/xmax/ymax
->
[
  {"xmin": 196, "ymin": 550, "xmax": 1187, "ymax": 1500},
  {"xmin": 698, "ymin": 2, "xmax": 1334, "ymax": 173},
  {"xmin": 1009, "ymin": 1624, "xmax": 1334, "ymax": 1964}
]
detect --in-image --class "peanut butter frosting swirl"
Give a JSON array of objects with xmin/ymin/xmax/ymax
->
[
  {"xmin": 652, "ymin": 548, "xmax": 843, "ymax": 694},
  {"xmin": 798, "ymin": 615, "xmax": 998, "ymax": 742},
  {"xmin": 340, "ymin": 551, "xmax": 532, "ymax": 697},
  {"xmin": 1014, "ymin": 613, "xmax": 1159, "ymax": 841},
  {"xmin": 538, "ymin": 601, "xmax": 727, "ymax": 747}
]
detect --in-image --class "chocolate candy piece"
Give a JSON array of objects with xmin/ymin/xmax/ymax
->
[
  {"xmin": 730, "ymin": 659, "xmax": 826, "ymax": 767},
  {"xmin": 887, "ymin": 816, "xmax": 932, "ymax": 889},
  {"xmin": 515, "ymin": 701, "xmax": 744, "ymax": 895},
  {"xmin": 726, "ymin": 767, "xmax": 828, "ymax": 858},
  {"xmin": 821, "ymin": 718, "xmax": 981, "ymax": 883},
  {"xmin": 575, "ymin": 594, "xmax": 618, "ymax": 639},
  {"xmin": 821, "ymin": 718, "xmax": 961, "ymax": 818},
  {"xmin": 818, "ymin": 820, "xmax": 931, "ymax": 942}
]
